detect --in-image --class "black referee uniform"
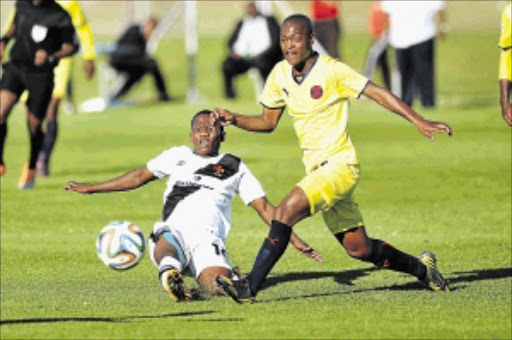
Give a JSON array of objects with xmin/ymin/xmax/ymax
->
[{"xmin": 0, "ymin": 0, "xmax": 78, "ymax": 183}]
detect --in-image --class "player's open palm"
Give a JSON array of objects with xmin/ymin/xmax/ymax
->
[
  {"xmin": 416, "ymin": 119, "xmax": 452, "ymax": 140},
  {"xmin": 300, "ymin": 247, "xmax": 324, "ymax": 263}
]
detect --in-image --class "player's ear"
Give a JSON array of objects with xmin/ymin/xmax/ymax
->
[{"xmin": 310, "ymin": 33, "xmax": 315, "ymax": 47}]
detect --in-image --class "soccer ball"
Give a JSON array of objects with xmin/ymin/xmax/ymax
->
[{"xmin": 96, "ymin": 221, "xmax": 145, "ymax": 270}]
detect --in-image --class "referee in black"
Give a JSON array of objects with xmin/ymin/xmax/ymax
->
[{"xmin": 0, "ymin": 0, "xmax": 78, "ymax": 189}]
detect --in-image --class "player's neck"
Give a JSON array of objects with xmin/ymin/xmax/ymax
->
[{"xmin": 292, "ymin": 51, "xmax": 317, "ymax": 76}]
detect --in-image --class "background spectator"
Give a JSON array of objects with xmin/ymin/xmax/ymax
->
[
  {"xmin": 109, "ymin": 17, "xmax": 171, "ymax": 103},
  {"xmin": 222, "ymin": 1, "xmax": 281, "ymax": 99},
  {"xmin": 382, "ymin": 0, "xmax": 446, "ymax": 108},
  {"xmin": 363, "ymin": 1, "xmax": 391, "ymax": 91},
  {"xmin": 310, "ymin": 0, "xmax": 341, "ymax": 59}
]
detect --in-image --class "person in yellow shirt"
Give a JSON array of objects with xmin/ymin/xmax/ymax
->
[
  {"xmin": 2, "ymin": 0, "xmax": 96, "ymax": 177},
  {"xmin": 213, "ymin": 14, "xmax": 452, "ymax": 303},
  {"xmin": 499, "ymin": 2, "xmax": 511, "ymax": 126}
]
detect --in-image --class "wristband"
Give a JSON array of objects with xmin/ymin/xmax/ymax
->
[
  {"xmin": 301, "ymin": 247, "xmax": 314, "ymax": 254},
  {"xmin": 0, "ymin": 36, "xmax": 10, "ymax": 44}
]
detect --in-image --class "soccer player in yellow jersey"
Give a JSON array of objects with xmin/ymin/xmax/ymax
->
[
  {"xmin": 214, "ymin": 14, "xmax": 452, "ymax": 303},
  {"xmin": 499, "ymin": 2, "xmax": 512, "ymax": 126},
  {"xmin": 2, "ymin": 0, "xmax": 96, "ymax": 180}
]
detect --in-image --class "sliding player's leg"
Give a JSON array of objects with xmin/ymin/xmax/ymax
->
[{"xmin": 149, "ymin": 223, "xmax": 191, "ymax": 301}]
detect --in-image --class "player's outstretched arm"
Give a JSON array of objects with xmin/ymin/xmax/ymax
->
[
  {"xmin": 363, "ymin": 81, "xmax": 453, "ymax": 140},
  {"xmin": 499, "ymin": 79, "xmax": 512, "ymax": 126},
  {"xmin": 65, "ymin": 167, "xmax": 157, "ymax": 194},
  {"xmin": 212, "ymin": 107, "xmax": 284, "ymax": 133},
  {"xmin": 249, "ymin": 197, "xmax": 323, "ymax": 263}
]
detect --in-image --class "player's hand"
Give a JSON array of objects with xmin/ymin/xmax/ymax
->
[
  {"xmin": 299, "ymin": 247, "xmax": 324, "ymax": 263},
  {"xmin": 64, "ymin": 181, "xmax": 92, "ymax": 194},
  {"xmin": 502, "ymin": 106, "xmax": 512, "ymax": 126},
  {"xmin": 34, "ymin": 49, "xmax": 48, "ymax": 66},
  {"xmin": 84, "ymin": 59, "xmax": 95, "ymax": 80},
  {"xmin": 415, "ymin": 119, "xmax": 452, "ymax": 140},
  {"xmin": 212, "ymin": 108, "xmax": 236, "ymax": 126}
]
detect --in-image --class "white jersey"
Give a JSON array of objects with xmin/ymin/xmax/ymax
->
[{"xmin": 146, "ymin": 146, "xmax": 265, "ymax": 242}]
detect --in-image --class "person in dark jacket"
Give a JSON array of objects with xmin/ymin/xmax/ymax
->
[
  {"xmin": 109, "ymin": 17, "xmax": 171, "ymax": 103},
  {"xmin": 0, "ymin": 0, "xmax": 78, "ymax": 189},
  {"xmin": 222, "ymin": 2, "xmax": 281, "ymax": 99}
]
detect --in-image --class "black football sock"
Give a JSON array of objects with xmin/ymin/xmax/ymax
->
[
  {"xmin": 367, "ymin": 239, "xmax": 427, "ymax": 280},
  {"xmin": 40, "ymin": 121, "xmax": 58, "ymax": 162},
  {"xmin": 0, "ymin": 122, "xmax": 6, "ymax": 165},
  {"xmin": 247, "ymin": 220, "xmax": 292, "ymax": 294},
  {"xmin": 29, "ymin": 127, "xmax": 44, "ymax": 169}
]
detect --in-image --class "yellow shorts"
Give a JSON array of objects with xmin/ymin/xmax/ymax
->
[
  {"xmin": 297, "ymin": 151, "xmax": 364, "ymax": 234},
  {"xmin": 52, "ymin": 57, "xmax": 72, "ymax": 99}
]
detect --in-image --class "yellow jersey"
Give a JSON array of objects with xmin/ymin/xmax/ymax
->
[
  {"xmin": 499, "ymin": 2, "xmax": 511, "ymax": 80},
  {"xmin": 3, "ymin": 0, "xmax": 95, "ymax": 60},
  {"xmin": 260, "ymin": 54, "xmax": 369, "ymax": 172}
]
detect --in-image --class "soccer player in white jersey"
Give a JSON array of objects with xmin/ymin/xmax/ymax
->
[
  {"xmin": 65, "ymin": 109, "xmax": 322, "ymax": 301},
  {"xmin": 213, "ymin": 14, "xmax": 452, "ymax": 304}
]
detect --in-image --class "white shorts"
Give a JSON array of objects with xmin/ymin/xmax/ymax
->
[{"xmin": 148, "ymin": 222, "xmax": 232, "ymax": 279}]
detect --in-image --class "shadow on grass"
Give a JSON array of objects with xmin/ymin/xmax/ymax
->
[
  {"xmin": 259, "ymin": 267, "xmax": 512, "ymax": 303},
  {"xmin": 0, "ymin": 310, "xmax": 243, "ymax": 325}
]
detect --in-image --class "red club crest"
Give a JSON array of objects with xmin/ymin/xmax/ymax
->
[
  {"xmin": 310, "ymin": 85, "xmax": 323, "ymax": 99},
  {"xmin": 213, "ymin": 164, "xmax": 225, "ymax": 176}
]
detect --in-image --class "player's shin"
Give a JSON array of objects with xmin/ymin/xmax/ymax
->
[
  {"xmin": 0, "ymin": 122, "xmax": 6, "ymax": 166},
  {"xmin": 247, "ymin": 220, "xmax": 292, "ymax": 294}
]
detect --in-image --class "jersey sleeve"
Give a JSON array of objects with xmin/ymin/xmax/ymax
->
[
  {"xmin": 237, "ymin": 163, "xmax": 266, "ymax": 205},
  {"xmin": 57, "ymin": 11, "xmax": 78, "ymax": 46},
  {"xmin": 499, "ymin": 3, "xmax": 512, "ymax": 50},
  {"xmin": 68, "ymin": 0, "xmax": 95, "ymax": 59},
  {"xmin": 499, "ymin": 49, "xmax": 512, "ymax": 81},
  {"xmin": 259, "ymin": 65, "xmax": 286, "ymax": 109},
  {"xmin": 147, "ymin": 148, "xmax": 177, "ymax": 179},
  {"xmin": 334, "ymin": 61, "xmax": 370, "ymax": 99},
  {"xmin": 431, "ymin": 0, "xmax": 446, "ymax": 12},
  {"xmin": 1, "ymin": 8, "xmax": 16, "ymax": 36}
]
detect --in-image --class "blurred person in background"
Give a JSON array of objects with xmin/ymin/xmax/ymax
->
[
  {"xmin": 382, "ymin": 1, "xmax": 446, "ymax": 108},
  {"xmin": 363, "ymin": 1, "xmax": 391, "ymax": 91},
  {"xmin": 310, "ymin": 0, "xmax": 341, "ymax": 59},
  {"xmin": 222, "ymin": 1, "xmax": 281, "ymax": 99},
  {"xmin": 498, "ymin": 1, "xmax": 511, "ymax": 126},
  {"xmin": 108, "ymin": 17, "xmax": 171, "ymax": 103},
  {"xmin": 0, "ymin": 0, "xmax": 78, "ymax": 188}
]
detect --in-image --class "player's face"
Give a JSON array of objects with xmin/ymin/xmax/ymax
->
[
  {"xmin": 280, "ymin": 21, "xmax": 313, "ymax": 67},
  {"xmin": 190, "ymin": 115, "xmax": 223, "ymax": 157}
]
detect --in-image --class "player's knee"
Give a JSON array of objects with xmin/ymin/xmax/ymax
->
[
  {"xmin": 345, "ymin": 246, "xmax": 372, "ymax": 260},
  {"xmin": 274, "ymin": 203, "xmax": 295, "ymax": 225}
]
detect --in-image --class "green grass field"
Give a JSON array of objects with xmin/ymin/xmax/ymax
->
[{"xmin": 1, "ymin": 2, "xmax": 511, "ymax": 339}]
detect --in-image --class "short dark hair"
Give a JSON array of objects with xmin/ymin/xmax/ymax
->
[
  {"xmin": 190, "ymin": 109, "xmax": 224, "ymax": 135},
  {"xmin": 282, "ymin": 14, "xmax": 313, "ymax": 36}
]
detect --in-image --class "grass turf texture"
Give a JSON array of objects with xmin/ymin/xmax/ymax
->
[{"xmin": 1, "ymin": 14, "xmax": 511, "ymax": 340}]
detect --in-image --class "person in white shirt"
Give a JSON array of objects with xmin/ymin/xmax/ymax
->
[
  {"xmin": 382, "ymin": 0, "xmax": 446, "ymax": 108},
  {"xmin": 64, "ymin": 109, "xmax": 322, "ymax": 301},
  {"xmin": 222, "ymin": 1, "xmax": 281, "ymax": 99}
]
